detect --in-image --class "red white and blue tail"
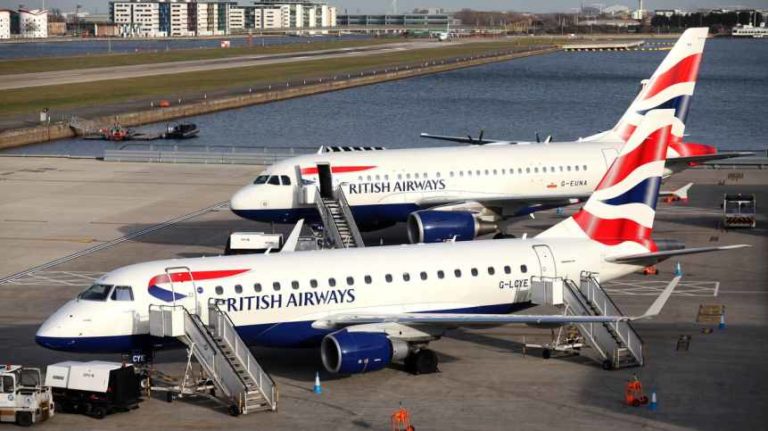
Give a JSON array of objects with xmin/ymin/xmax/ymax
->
[
  {"xmin": 582, "ymin": 28, "xmax": 709, "ymax": 159},
  {"xmin": 538, "ymin": 109, "xmax": 677, "ymax": 252}
]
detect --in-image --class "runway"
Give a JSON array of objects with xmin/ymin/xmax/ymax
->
[{"xmin": 0, "ymin": 41, "xmax": 459, "ymax": 91}]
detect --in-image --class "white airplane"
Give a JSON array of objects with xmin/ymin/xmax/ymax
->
[
  {"xmin": 229, "ymin": 28, "xmax": 749, "ymax": 242},
  {"xmin": 36, "ymin": 109, "xmax": 746, "ymax": 375}
]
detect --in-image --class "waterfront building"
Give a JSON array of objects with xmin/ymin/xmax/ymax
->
[
  {"xmin": 110, "ymin": 0, "xmax": 234, "ymax": 37},
  {"xmin": 0, "ymin": 10, "xmax": 10, "ymax": 39},
  {"xmin": 336, "ymin": 13, "xmax": 449, "ymax": 28},
  {"xmin": 19, "ymin": 8, "xmax": 48, "ymax": 38}
]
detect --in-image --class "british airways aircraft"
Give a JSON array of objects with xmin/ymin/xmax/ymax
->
[
  {"xmin": 36, "ymin": 109, "xmax": 746, "ymax": 375},
  {"xmin": 229, "ymin": 28, "xmax": 748, "ymax": 243}
]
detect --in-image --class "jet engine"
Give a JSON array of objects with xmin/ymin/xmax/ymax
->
[
  {"xmin": 320, "ymin": 330, "xmax": 408, "ymax": 374},
  {"xmin": 407, "ymin": 210, "xmax": 497, "ymax": 243}
]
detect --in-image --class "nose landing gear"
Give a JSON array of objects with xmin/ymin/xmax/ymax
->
[{"xmin": 404, "ymin": 349, "xmax": 439, "ymax": 375}]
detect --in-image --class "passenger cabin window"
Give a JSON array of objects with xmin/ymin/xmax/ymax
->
[
  {"xmin": 385, "ymin": 274, "xmax": 393, "ymax": 283},
  {"xmin": 280, "ymin": 175, "xmax": 291, "ymax": 186},
  {"xmin": 310, "ymin": 279, "xmax": 318, "ymax": 288},
  {"xmin": 292, "ymin": 281, "xmax": 299, "ymax": 290},
  {"xmin": 329, "ymin": 278, "xmax": 336, "ymax": 287},
  {"xmin": 504, "ymin": 265, "xmax": 511, "ymax": 274},
  {"xmin": 346, "ymin": 277, "xmax": 354, "ymax": 286},
  {"xmin": 403, "ymin": 273, "xmax": 411, "ymax": 282},
  {"xmin": 273, "ymin": 282, "xmax": 281, "ymax": 291},
  {"xmin": 364, "ymin": 275, "xmax": 372, "ymax": 284},
  {"xmin": 78, "ymin": 284, "xmax": 113, "ymax": 301},
  {"xmin": 254, "ymin": 283, "xmax": 262, "ymax": 292},
  {"xmin": 215, "ymin": 286, "xmax": 224, "ymax": 295},
  {"xmin": 420, "ymin": 272, "xmax": 428, "ymax": 281},
  {"xmin": 454, "ymin": 269, "xmax": 462, "ymax": 278},
  {"xmin": 488, "ymin": 267, "xmax": 495, "ymax": 275},
  {"xmin": 437, "ymin": 270, "xmax": 445, "ymax": 279},
  {"xmin": 471, "ymin": 268, "xmax": 479, "ymax": 277},
  {"xmin": 253, "ymin": 175, "xmax": 269, "ymax": 185},
  {"xmin": 235, "ymin": 284, "xmax": 243, "ymax": 294},
  {"xmin": 268, "ymin": 176, "xmax": 280, "ymax": 186},
  {"xmin": 521, "ymin": 265, "xmax": 528, "ymax": 274},
  {"xmin": 111, "ymin": 286, "xmax": 134, "ymax": 301}
]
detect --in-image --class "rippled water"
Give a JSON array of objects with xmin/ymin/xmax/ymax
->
[
  {"xmin": 6, "ymin": 37, "xmax": 767, "ymax": 156},
  {"xmin": 0, "ymin": 34, "xmax": 370, "ymax": 59}
]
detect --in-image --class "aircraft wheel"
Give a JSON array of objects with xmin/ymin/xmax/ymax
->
[
  {"xmin": 229, "ymin": 404, "xmax": 241, "ymax": 417},
  {"xmin": 602, "ymin": 359, "xmax": 613, "ymax": 370},
  {"xmin": 410, "ymin": 349, "xmax": 439, "ymax": 375},
  {"xmin": 542, "ymin": 349, "xmax": 551, "ymax": 359}
]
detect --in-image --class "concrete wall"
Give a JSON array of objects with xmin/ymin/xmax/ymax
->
[{"xmin": 0, "ymin": 47, "xmax": 557, "ymax": 151}]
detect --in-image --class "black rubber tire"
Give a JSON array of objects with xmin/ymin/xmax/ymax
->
[
  {"xmin": 602, "ymin": 359, "xmax": 613, "ymax": 370},
  {"xmin": 542, "ymin": 349, "xmax": 551, "ymax": 359},
  {"xmin": 632, "ymin": 399, "xmax": 641, "ymax": 407},
  {"xmin": 16, "ymin": 412, "xmax": 33, "ymax": 427},
  {"xmin": 91, "ymin": 406, "xmax": 107, "ymax": 419},
  {"xmin": 229, "ymin": 404, "xmax": 241, "ymax": 417},
  {"xmin": 404, "ymin": 354, "xmax": 417, "ymax": 374},
  {"xmin": 640, "ymin": 396, "xmax": 649, "ymax": 405},
  {"xmin": 413, "ymin": 349, "xmax": 439, "ymax": 375},
  {"xmin": 166, "ymin": 392, "xmax": 174, "ymax": 403}
]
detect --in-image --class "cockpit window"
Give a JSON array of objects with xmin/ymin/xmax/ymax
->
[
  {"xmin": 254, "ymin": 175, "xmax": 269, "ymax": 185},
  {"xmin": 78, "ymin": 284, "xmax": 113, "ymax": 301},
  {"xmin": 280, "ymin": 175, "xmax": 291, "ymax": 186},
  {"xmin": 111, "ymin": 286, "xmax": 134, "ymax": 301},
  {"xmin": 268, "ymin": 176, "xmax": 280, "ymax": 186}
]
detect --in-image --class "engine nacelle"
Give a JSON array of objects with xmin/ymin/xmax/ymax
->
[
  {"xmin": 321, "ymin": 330, "xmax": 398, "ymax": 374},
  {"xmin": 407, "ymin": 210, "xmax": 497, "ymax": 243}
]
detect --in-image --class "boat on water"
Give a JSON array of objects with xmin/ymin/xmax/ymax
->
[
  {"xmin": 161, "ymin": 123, "xmax": 199, "ymax": 139},
  {"xmin": 84, "ymin": 124, "xmax": 135, "ymax": 141},
  {"xmin": 731, "ymin": 23, "xmax": 768, "ymax": 38},
  {"xmin": 82, "ymin": 122, "xmax": 199, "ymax": 141}
]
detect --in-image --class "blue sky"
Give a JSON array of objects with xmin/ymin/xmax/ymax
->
[{"xmin": 1, "ymin": 0, "xmax": 765, "ymax": 15}]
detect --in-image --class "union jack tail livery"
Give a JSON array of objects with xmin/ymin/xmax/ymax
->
[
  {"xmin": 584, "ymin": 27, "xmax": 710, "ymax": 159},
  {"xmin": 539, "ymin": 109, "xmax": 677, "ymax": 251}
]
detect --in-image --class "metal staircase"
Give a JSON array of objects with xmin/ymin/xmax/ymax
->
[
  {"xmin": 531, "ymin": 273, "xmax": 643, "ymax": 369},
  {"xmin": 149, "ymin": 303, "xmax": 277, "ymax": 415},
  {"xmin": 314, "ymin": 187, "xmax": 365, "ymax": 248}
]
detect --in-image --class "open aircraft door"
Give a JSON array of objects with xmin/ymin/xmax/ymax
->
[
  {"xmin": 317, "ymin": 163, "xmax": 334, "ymax": 200},
  {"xmin": 602, "ymin": 148, "xmax": 619, "ymax": 169},
  {"xmin": 164, "ymin": 266, "xmax": 202, "ymax": 318}
]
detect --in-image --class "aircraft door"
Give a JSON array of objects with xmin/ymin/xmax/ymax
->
[
  {"xmin": 165, "ymin": 266, "xmax": 199, "ymax": 315},
  {"xmin": 532, "ymin": 245, "xmax": 557, "ymax": 278},
  {"xmin": 317, "ymin": 163, "xmax": 334, "ymax": 199},
  {"xmin": 601, "ymin": 148, "xmax": 619, "ymax": 169}
]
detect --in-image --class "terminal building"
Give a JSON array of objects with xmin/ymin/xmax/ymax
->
[
  {"xmin": 336, "ymin": 13, "xmax": 450, "ymax": 28},
  {"xmin": 109, "ymin": 0, "xmax": 336, "ymax": 37}
]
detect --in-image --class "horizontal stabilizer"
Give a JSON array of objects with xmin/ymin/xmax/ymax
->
[
  {"xmin": 666, "ymin": 151, "xmax": 754, "ymax": 166},
  {"xmin": 605, "ymin": 244, "xmax": 750, "ymax": 266},
  {"xmin": 659, "ymin": 182, "xmax": 693, "ymax": 200}
]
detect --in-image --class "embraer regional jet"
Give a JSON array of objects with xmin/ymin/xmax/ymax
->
[
  {"xmin": 229, "ymin": 28, "xmax": 748, "ymax": 242},
  {"xmin": 37, "ymin": 109, "xmax": 746, "ymax": 375}
]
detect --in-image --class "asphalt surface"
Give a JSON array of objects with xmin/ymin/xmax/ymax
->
[
  {"xmin": 0, "ymin": 158, "xmax": 766, "ymax": 430},
  {"xmin": 0, "ymin": 41, "xmax": 461, "ymax": 91}
]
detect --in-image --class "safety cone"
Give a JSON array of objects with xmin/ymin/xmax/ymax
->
[
  {"xmin": 719, "ymin": 313, "xmax": 726, "ymax": 330},
  {"xmin": 674, "ymin": 261, "xmax": 683, "ymax": 277},
  {"xmin": 648, "ymin": 391, "xmax": 658, "ymax": 411},
  {"xmin": 313, "ymin": 371, "xmax": 322, "ymax": 394}
]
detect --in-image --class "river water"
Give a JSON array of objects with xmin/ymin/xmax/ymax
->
[{"xmin": 4, "ymin": 37, "xmax": 766, "ymax": 156}]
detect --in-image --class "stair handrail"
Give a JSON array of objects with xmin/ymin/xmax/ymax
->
[
  {"xmin": 314, "ymin": 188, "xmax": 345, "ymax": 247},
  {"xmin": 208, "ymin": 301, "xmax": 278, "ymax": 411},
  {"xmin": 578, "ymin": 272, "xmax": 644, "ymax": 365},
  {"xmin": 561, "ymin": 279, "xmax": 609, "ymax": 360},
  {"xmin": 335, "ymin": 186, "xmax": 365, "ymax": 248}
]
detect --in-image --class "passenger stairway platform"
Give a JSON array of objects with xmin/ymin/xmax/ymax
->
[
  {"xmin": 531, "ymin": 271, "xmax": 643, "ymax": 369},
  {"xmin": 314, "ymin": 187, "xmax": 365, "ymax": 248},
  {"xmin": 149, "ymin": 301, "xmax": 277, "ymax": 415}
]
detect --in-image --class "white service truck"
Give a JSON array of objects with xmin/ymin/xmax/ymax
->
[
  {"xmin": 0, "ymin": 365, "xmax": 54, "ymax": 426},
  {"xmin": 225, "ymin": 232, "xmax": 284, "ymax": 255},
  {"xmin": 45, "ymin": 361, "xmax": 141, "ymax": 419}
]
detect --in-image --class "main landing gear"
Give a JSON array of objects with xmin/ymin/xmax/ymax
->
[{"xmin": 404, "ymin": 349, "xmax": 439, "ymax": 375}]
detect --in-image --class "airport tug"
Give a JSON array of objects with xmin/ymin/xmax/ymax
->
[{"xmin": 0, "ymin": 365, "xmax": 54, "ymax": 426}]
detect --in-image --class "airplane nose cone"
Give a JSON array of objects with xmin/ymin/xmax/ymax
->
[
  {"xmin": 230, "ymin": 186, "xmax": 258, "ymax": 220},
  {"xmin": 35, "ymin": 300, "xmax": 82, "ymax": 351}
]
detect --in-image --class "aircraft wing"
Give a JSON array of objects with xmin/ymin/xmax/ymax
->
[
  {"xmin": 312, "ymin": 277, "xmax": 682, "ymax": 334},
  {"xmin": 419, "ymin": 132, "xmax": 512, "ymax": 145},
  {"xmin": 605, "ymin": 244, "xmax": 750, "ymax": 266}
]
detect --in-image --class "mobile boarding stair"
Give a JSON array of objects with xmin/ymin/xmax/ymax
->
[
  {"xmin": 530, "ymin": 271, "xmax": 643, "ymax": 370},
  {"xmin": 148, "ymin": 301, "xmax": 277, "ymax": 415},
  {"xmin": 314, "ymin": 187, "xmax": 365, "ymax": 249}
]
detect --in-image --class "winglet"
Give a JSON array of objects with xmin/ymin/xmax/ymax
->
[
  {"xmin": 281, "ymin": 219, "xmax": 305, "ymax": 253},
  {"xmin": 672, "ymin": 182, "xmax": 693, "ymax": 200},
  {"xmin": 633, "ymin": 276, "xmax": 681, "ymax": 320}
]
